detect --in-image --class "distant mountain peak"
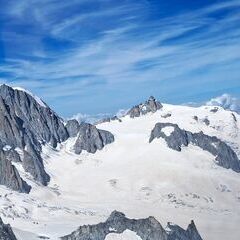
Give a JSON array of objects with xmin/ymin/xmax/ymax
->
[
  {"xmin": 0, "ymin": 84, "xmax": 48, "ymax": 108},
  {"xmin": 127, "ymin": 96, "xmax": 163, "ymax": 118}
]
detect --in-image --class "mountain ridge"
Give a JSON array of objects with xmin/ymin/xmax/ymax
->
[{"xmin": 0, "ymin": 85, "xmax": 239, "ymax": 239}]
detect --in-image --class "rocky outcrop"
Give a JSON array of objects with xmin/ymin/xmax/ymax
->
[
  {"xmin": 0, "ymin": 217, "xmax": 17, "ymax": 240},
  {"xmin": 232, "ymin": 113, "xmax": 237, "ymax": 122},
  {"xmin": 61, "ymin": 211, "xmax": 203, "ymax": 240},
  {"xmin": 127, "ymin": 96, "xmax": 162, "ymax": 118},
  {"xmin": 202, "ymin": 118, "xmax": 210, "ymax": 126},
  {"xmin": 149, "ymin": 122, "xmax": 240, "ymax": 172},
  {"xmin": 0, "ymin": 84, "xmax": 68, "ymax": 148},
  {"xmin": 0, "ymin": 150, "xmax": 31, "ymax": 193},
  {"xmin": 167, "ymin": 221, "xmax": 202, "ymax": 240},
  {"xmin": 22, "ymin": 142, "xmax": 50, "ymax": 185},
  {"xmin": 73, "ymin": 123, "xmax": 114, "ymax": 154},
  {"xmin": 65, "ymin": 119, "xmax": 81, "ymax": 138}
]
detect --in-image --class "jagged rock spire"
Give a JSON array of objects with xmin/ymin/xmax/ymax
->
[{"xmin": 127, "ymin": 96, "xmax": 163, "ymax": 118}]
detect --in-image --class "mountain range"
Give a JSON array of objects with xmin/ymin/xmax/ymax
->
[{"xmin": 0, "ymin": 84, "xmax": 239, "ymax": 240}]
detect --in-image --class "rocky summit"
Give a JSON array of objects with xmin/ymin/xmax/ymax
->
[
  {"xmin": 127, "ymin": 96, "xmax": 163, "ymax": 118},
  {"xmin": 61, "ymin": 211, "xmax": 203, "ymax": 240}
]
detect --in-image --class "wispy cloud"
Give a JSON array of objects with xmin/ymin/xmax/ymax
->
[
  {"xmin": 0, "ymin": 0, "xmax": 240, "ymax": 116},
  {"xmin": 206, "ymin": 94, "xmax": 240, "ymax": 113}
]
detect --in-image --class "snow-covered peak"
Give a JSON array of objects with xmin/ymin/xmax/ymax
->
[
  {"xmin": 12, "ymin": 86, "xmax": 47, "ymax": 108},
  {"xmin": 0, "ymin": 84, "xmax": 47, "ymax": 108}
]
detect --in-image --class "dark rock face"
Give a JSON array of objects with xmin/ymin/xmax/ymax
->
[
  {"xmin": 0, "ymin": 84, "xmax": 68, "ymax": 147},
  {"xmin": 0, "ymin": 217, "xmax": 17, "ymax": 240},
  {"xmin": 0, "ymin": 150, "xmax": 31, "ymax": 193},
  {"xmin": 127, "ymin": 96, "xmax": 162, "ymax": 118},
  {"xmin": 149, "ymin": 122, "xmax": 240, "ymax": 172},
  {"xmin": 73, "ymin": 123, "xmax": 114, "ymax": 154},
  {"xmin": 22, "ymin": 143, "xmax": 50, "ymax": 186},
  {"xmin": 66, "ymin": 119, "xmax": 80, "ymax": 137},
  {"xmin": 0, "ymin": 84, "xmax": 68, "ymax": 186},
  {"xmin": 232, "ymin": 113, "xmax": 237, "ymax": 122},
  {"xmin": 4, "ymin": 149, "xmax": 21, "ymax": 163},
  {"xmin": 167, "ymin": 220, "xmax": 202, "ymax": 240},
  {"xmin": 61, "ymin": 211, "xmax": 202, "ymax": 240}
]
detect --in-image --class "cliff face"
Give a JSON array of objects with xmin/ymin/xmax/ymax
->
[
  {"xmin": 0, "ymin": 217, "xmax": 17, "ymax": 240},
  {"xmin": 0, "ymin": 150, "xmax": 31, "ymax": 193},
  {"xmin": 0, "ymin": 84, "xmax": 68, "ymax": 149}
]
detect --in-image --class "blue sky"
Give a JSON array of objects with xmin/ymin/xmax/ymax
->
[{"xmin": 0, "ymin": 0, "xmax": 240, "ymax": 117}]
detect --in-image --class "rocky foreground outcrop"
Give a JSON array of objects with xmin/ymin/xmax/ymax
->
[
  {"xmin": 0, "ymin": 85, "xmax": 114, "ymax": 192},
  {"xmin": 61, "ymin": 211, "xmax": 203, "ymax": 240},
  {"xmin": 149, "ymin": 122, "xmax": 240, "ymax": 172},
  {"xmin": 0, "ymin": 217, "xmax": 17, "ymax": 240},
  {"xmin": 127, "ymin": 96, "xmax": 163, "ymax": 118},
  {"xmin": 69, "ymin": 122, "xmax": 114, "ymax": 154}
]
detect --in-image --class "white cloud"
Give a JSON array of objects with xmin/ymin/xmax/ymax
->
[
  {"xmin": 206, "ymin": 94, "xmax": 240, "ymax": 113},
  {"xmin": 70, "ymin": 108, "xmax": 129, "ymax": 124},
  {"xmin": 70, "ymin": 113, "xmax": 111, "ymax": 124}
]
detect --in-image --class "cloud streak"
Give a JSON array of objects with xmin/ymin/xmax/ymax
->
[{"xmin": 0, "ymin": 0, "xmax": 240, "ymax": 116}]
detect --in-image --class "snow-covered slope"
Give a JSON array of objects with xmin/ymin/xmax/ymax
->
[
  {"xmin": 106, "ymin": 230, "xmax": 142, "ymax": 240},
  {"xmin": 0, "ymin": 103, "xmax": 240, "ymax": 240}
]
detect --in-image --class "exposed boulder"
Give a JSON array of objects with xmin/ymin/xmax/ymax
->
[
  {"xmin": 61, "ymin": 211, "xmax": 203, "ymax": 240},
  {"xmin": 127, "ymin": 96, "xmax": 162, "ymax": 118},
  {"xmin": 161, "ymin": 113, "xmax": 172, "ymax": 118},
  {"xmin": 149, "ymin": 122, "xmax": 240, "ymax": 172},
  {"xmin": 193, "ymin": 116, "xmax": 198, "ymax": 121},
  {"xmin": 73, "ymin": 123, "xmax": 114, "ymax": 154},
  {"xmin": 210, "ymin": 107, "xmax": 219, "ymax": 113},
  {"xmin": 0, "ymin": 150, "xmax": 31, "ymax": 193},
  {"xmin": 202, "ymin": 118, "xmax": 210, "ymax": 126},
  {"xmin": 0, "ymin": 217, "xmax": 17, "ymax": 240}
]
